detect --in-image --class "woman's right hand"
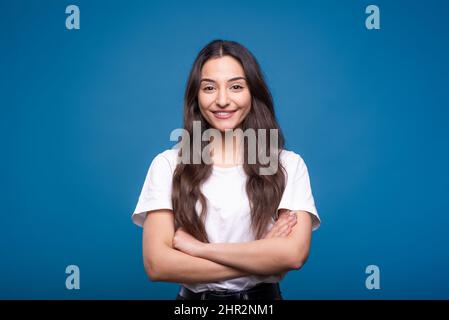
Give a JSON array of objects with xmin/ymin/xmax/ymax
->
[{"xmin": 262, "ymin": 209, "xmax": 297, "ymax": 239}]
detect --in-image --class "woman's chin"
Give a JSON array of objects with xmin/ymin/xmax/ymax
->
[{"xmin": 212, "ymin": 122, "xmax": 239, "ymax": 132}]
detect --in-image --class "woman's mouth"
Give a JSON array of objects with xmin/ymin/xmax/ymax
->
[{"xmin": 212, "ymin": 110, "xmax": 237, "ymax": 120}]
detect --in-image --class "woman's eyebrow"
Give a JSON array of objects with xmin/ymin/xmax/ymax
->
[{"xmin": 200, "ymin": 76, "xmax": 247, "ymax": 83}]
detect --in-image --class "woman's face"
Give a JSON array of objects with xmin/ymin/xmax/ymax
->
[{"xmin": 198, "ymin": 55, "xmax": 252, "ymax": 132}]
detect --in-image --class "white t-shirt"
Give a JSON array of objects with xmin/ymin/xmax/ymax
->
[{"xmin": 132, "ymin": 148, "xmax": 321, "ymax": 293}]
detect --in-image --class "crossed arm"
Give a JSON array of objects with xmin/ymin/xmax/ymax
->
[
  {"xmin": 142, "ymin": 209, "xmax": 313, "ymax": 283},
  {"xmin": 143, "ymin": 210, "xmax": 247, "ymax": 284}
]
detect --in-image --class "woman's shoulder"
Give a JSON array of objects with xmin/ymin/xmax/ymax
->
[
  {"xmin": 151, "ymin": 148, "xmax": 180, "ymax": 173},
  {"xmin": 280, "ymin": 148, "xmax": 305, "ymax": 167}
]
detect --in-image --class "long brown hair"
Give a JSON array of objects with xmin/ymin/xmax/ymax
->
[{"xmin": 172, "ymin": 39, "xmax": 287, "ymax": 242}]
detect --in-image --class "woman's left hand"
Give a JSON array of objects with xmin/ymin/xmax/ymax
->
[{"xmin": 173, "ymin": 228, "xmax": 205, "ymax": 257}]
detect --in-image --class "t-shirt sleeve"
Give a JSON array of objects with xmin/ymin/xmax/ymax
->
[
  {"xmin": 131, "ymin": 152, "xmax": 174, "ymax": 227},
  {"xmin": 277, "ymin": 154, "xmax": 321, "ymax": 231}
]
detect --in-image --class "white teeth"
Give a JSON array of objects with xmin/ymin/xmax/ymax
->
[{"xmin": 216, "ymin": 112, "xmax": 230, "ymax": 115}]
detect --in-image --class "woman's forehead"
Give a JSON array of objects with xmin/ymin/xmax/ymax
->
[{"xmin": 201, "ymin": 56, "xmax": 245, "ymax": 80}]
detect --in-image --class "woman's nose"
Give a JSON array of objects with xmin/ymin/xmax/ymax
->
[{"xmin": 215, "ymin": 89, "xmax": 230, "ymax": 107}]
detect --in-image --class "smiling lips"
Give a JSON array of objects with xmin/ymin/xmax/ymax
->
[{"xmin": 212, "ymin": 110, "xmax": 237, "ymax": 120}]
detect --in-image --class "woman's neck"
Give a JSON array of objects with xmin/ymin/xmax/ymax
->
[{"xmin": 211, "ymin": 131, "xmax": 244, "ymax": 166}]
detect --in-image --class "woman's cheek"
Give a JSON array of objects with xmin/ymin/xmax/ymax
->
[{"xmin": 237, "ymin": 92, "xmax": 252, "ymax": 111}]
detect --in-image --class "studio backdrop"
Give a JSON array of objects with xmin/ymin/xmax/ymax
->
[{"xmin": 1, "ymin": 0, "xmax": 448, "ymax": 299}]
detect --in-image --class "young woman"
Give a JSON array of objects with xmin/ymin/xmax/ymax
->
[{"xmin": 132, "ymin": 40, "xmax": 321, "ymax": 300}]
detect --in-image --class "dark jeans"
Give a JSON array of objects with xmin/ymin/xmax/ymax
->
[{"xmin": 175, "ymin": 282, "xmax": 283, "ymax": 300}]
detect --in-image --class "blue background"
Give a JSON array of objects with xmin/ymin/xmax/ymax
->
[{"xmin": 1, "ymin": 0, "xmax": 448, "ymax": 299}]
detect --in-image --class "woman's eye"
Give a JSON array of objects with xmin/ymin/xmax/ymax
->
[
  {"xmin": 203, "ymin": 86, "xmax": 215, "ymax": 91},
  {"xmin": 231, "ymin": 84, "xmax": 243, "ymax": 90}
]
